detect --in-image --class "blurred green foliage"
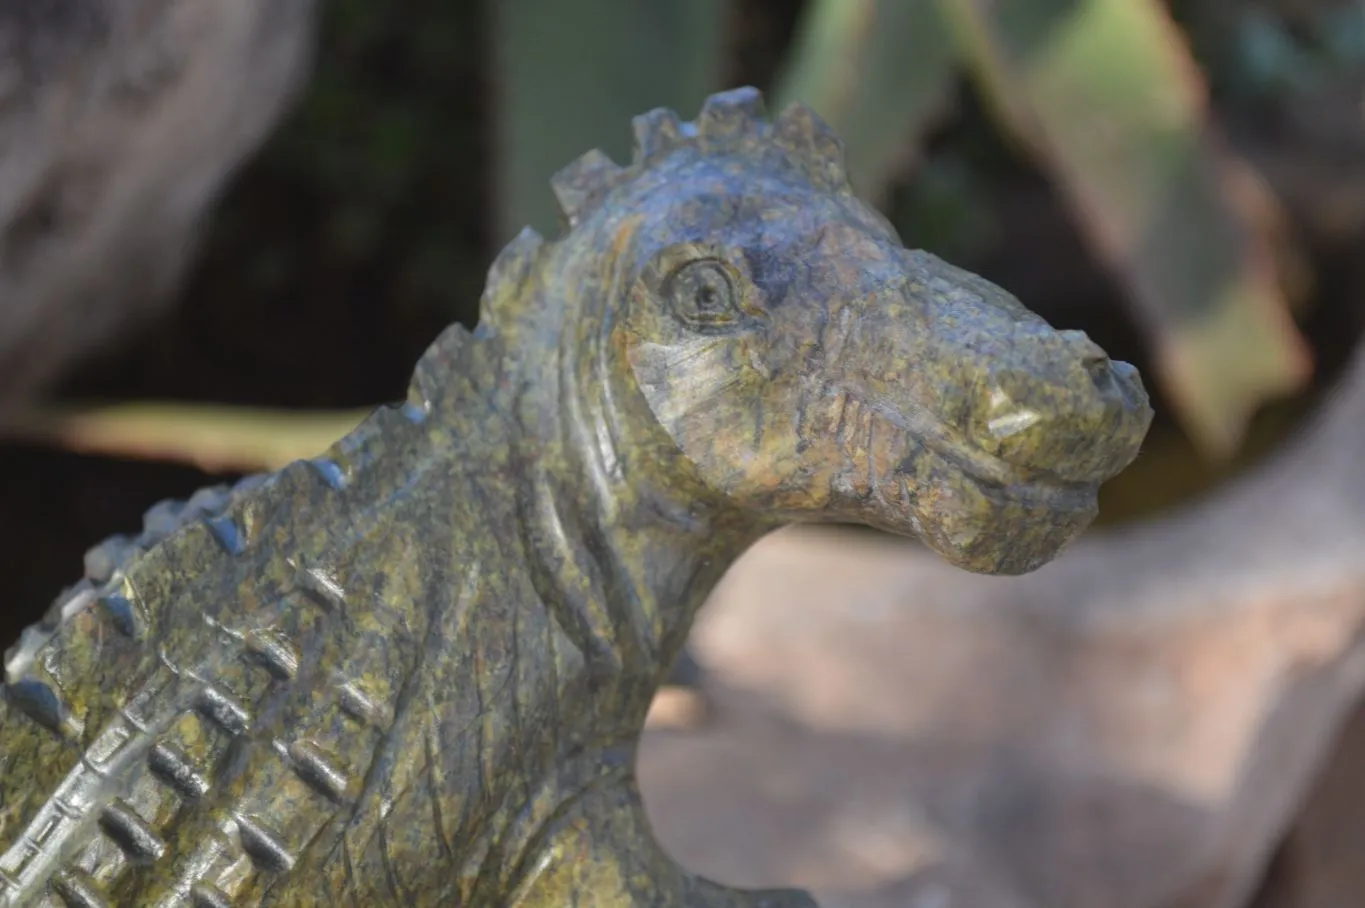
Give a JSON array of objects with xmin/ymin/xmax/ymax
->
[
  {"xmin": 204, "ymin": 0, "xmax": 490, "ymax": 325},
  {"xmin": 493, "ymin": 0, "xmax": 727, "ymax": 241},
  {"xmin": 937, "ymin": 0, "xmax": 1311, "ymax": 455}
]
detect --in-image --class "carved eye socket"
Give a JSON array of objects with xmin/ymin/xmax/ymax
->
[{"xmin": 665, "ymin": 259, "xmax": 741, "ymax": 328}]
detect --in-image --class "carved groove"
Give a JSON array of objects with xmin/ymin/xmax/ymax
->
[
  {"xmin": 98, "ymin": 799, "xmax": 166, "ymax": 863},
  {"xmin": 84, "ymin": 722, "xmax": 134, "ymax": 770},
  {"xmin": 194, "ymin": 686, "xmax": 251, "ymax": 735},
  {"xmin": 51, "ymin": 868, "xmax": 109, "ymax": 908},
  {"xmin": 147, "ymin": 742, "xmax": 210, "ymax": 798},
  {"xmin": 235, "ymin": 814, "xmax": 295, "ymax": 872},
  {"xmin": 121, "ymin": 668, "xmax": 182, "ymax": 732}
]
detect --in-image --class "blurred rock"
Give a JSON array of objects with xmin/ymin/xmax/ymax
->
[
  {"xmin": 639, "ymin": 343, "xmax": 1365, "ymax": 907},
  {"xmin": 0, "ymin": 0, "xmax": 316, "ymax": 406},
  {"xmin": 1248, "ymin": 690, "xmax": 1365, "ymax": 908}
]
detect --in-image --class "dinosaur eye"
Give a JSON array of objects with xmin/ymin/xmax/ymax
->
[{"xmin": 666, "ymin": 259, "xmax": 741, "ymax": 328}]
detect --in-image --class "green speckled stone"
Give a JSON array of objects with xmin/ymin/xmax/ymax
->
[{"xmin": 0, "ymin": 87, "xmax": 1151, "ymax": 907}]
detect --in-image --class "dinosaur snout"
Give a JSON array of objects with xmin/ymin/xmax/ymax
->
[{"xmin": 965, "ymin": 329, "xmax": 1152, "ymax": 484}]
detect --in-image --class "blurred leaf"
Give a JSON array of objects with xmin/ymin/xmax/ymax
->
[
  {"xmin": 0, "ymin": 404, "xmax": 371, "ymax": 474},
  {"xmin": 773, "ymin": 0, "xmax": 958, "ymax": 204},
  {"xmin": 938, "ymin": 0, "xmax": 1312, "ymax": 457},
  {"xmin": 491, "ymin": 0, "xmax": 726, "ymax": 244}
]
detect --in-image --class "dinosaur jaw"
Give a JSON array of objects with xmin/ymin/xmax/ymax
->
[{"xmin": 827, "ymin": 392, "xmax": 1100, "ymax": 575}]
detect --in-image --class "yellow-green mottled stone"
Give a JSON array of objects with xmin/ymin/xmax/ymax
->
[{"xmin": 0, "ymin": 88, "xmax": 1151, "ymax": 907}]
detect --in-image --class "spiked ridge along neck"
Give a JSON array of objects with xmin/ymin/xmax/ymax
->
[{"xmin": 476, "ymin": 86, "xmax": 856, "ymax": 339}]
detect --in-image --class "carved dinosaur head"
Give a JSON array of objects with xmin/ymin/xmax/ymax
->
[{"xmin": 491, "ymin": 87, "xmax": 1153, "ymax": 575}]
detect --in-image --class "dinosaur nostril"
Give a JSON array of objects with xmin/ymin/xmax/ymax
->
[
  {"xmin": 1059, "ymin": 329, "xmax": 1115, "ymax": 394},
  {"xmin": 1084, "ymin": 356, "xmax": 1115, "ymax": 394},
  {"xmin": 967, "ymin": 339, "xmax": 1147, "ymax": 482},
  {"xmin": 1105, "ymin": 359, "xmax": 1146, "ymax": 408}
]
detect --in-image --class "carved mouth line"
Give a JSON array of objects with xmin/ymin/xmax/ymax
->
[{"xmin": 835, "ymin": 389, "xmax": 1085, "ymax": 498}]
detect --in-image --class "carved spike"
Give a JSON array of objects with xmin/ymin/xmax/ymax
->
[
  {"xmin": 147, "ymin": 742, "xmax": 210, "ymax": 798},
  {"xmin": 244, "ymin": 629, "xmax": 300, "ymax": 681},
  {"xmin": 695, "ymin": 86, "xmax": 768, "ymax": 151},
  {"xmin": 190, "ymin": 883, "xmax": 234, "ymax": 908},
  {"xmin": 6, "ymin": 676, "xmax": 81, "ymax": 739},
  {"xmin": 397, "ymin": 398, "xmax": 430, "ymax": 424},
  {"xmin": 290, "ymin": 559, "xmax": 346, "ymax": 612},
  {"xmin": 232, "ymin": 472, "xmax": 272, "ymax": 497},
  {"xmin": 95, "ymin": 588, "xmax": 145, "ymax": 640},
  {"xmin": 307, "ymin": 456, "xmax": 349, "ymax": 490},
  {"xmin": 235, "ymin": 814, "xmax": 295, "ymax": 872},
  {"xmin": 141, "ymin": 498, "xmax": 187, "ymax": 538},
  {"xmin": 631, "ymin": 107, "xmax": 692, "ymax": 165},
  {"xmin": 288, "ymin": 740, "xmax": 355, "ymax": 803},
  {"xmin": 83, "ymin": 537, "xmax": 136, "ymax": 585},
  {"xmin": 477, "ymin": 226, "xmax": 545, "ymax": 332},
  {"xmin": 406, "ymin": 321, "xmax": 476, "ymax": 418},
  {"xmin": 337, "ymin": 678, "xmax": 392, "ymax": 729},
  {"xmin": 98, "ymin": 799, "xmax": 166, "ymax": 863},
  {"xmin": 203, "ymin": 515, "xmax": 246, "ymax": 556},
  {"xmin": 550, "ymin": 148, "xmax": 625, "ymax": 229},
  {"xmin": 84, "ymin": 721, "xmax": 134, "ymax": 770},
  {"xmin": 51, "ymin": 868, "xmax": 109, "ymax": 908},
  {"xmin": 771, "ymin": 100, "xmax": 851, "ymax": 192},
  {"xmin": 184, "ymin": 485, "xmax": 233, "ymax": 518},
  {"xmin": 396, "ymin": 352, "xmax": 438, "ymax": 419},
  {"xmin": 37, "ymin": 579, "xmax": 96, "ymax": 636},
  {"xmin": 488, "ymin": 227, "xmax": 544, "ymax": 287},
  {"xmin": 194, "ymin": 685, "xmax": 251, "ymax": 735}
]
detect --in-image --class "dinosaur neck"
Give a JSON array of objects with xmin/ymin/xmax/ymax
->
[{"xmin": 505, "ymin": 283, "xmax": 770, "ymax": 726}]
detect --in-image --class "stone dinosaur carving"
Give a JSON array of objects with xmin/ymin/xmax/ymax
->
[{"xmin": 0, "ymin": 87, "xmax": 1151, "ymax": 907}]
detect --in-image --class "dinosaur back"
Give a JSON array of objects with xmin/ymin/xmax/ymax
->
[{"xmin": 0, "ymin": 325, "xmax": 480, "ymax": 907}]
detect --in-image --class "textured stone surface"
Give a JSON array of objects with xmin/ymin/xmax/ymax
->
[
  {"xmin": 0, "ymin": 0, "xmax": 316, "ymax": 406},
  {"xmin": 639, "ymin": 343, "xmax": 1365, "ymax": 908},
  {"xmin": 0, "ymin": 88, "xmax": 1149, "ymax": 906}
]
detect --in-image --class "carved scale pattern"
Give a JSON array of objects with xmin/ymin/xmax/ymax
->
[{"xmin": 0, "ymin": 362, "xmax": 449, "ymax": 906}]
